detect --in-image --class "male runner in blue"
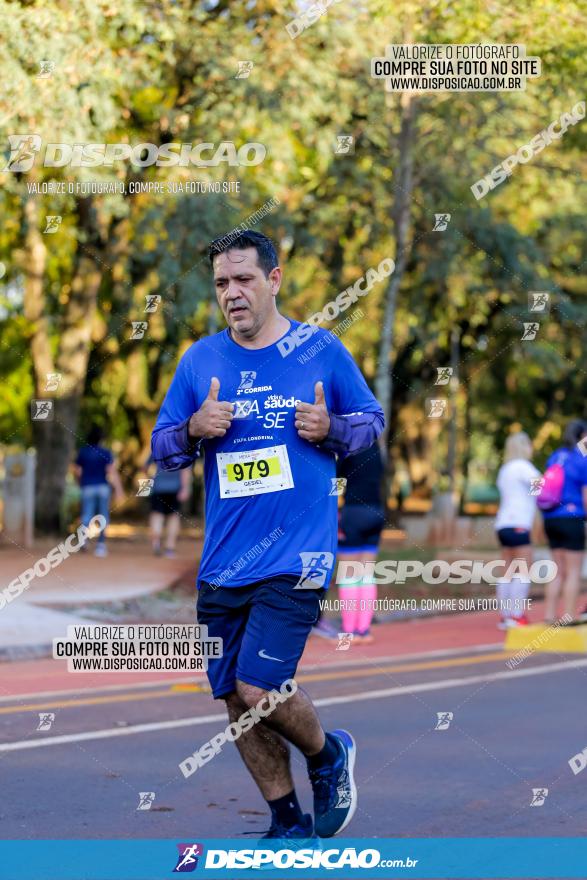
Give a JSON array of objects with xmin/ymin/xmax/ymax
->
[{"xmin": 152, "ymin": 230, "xmax": 384, "ymax": 839}]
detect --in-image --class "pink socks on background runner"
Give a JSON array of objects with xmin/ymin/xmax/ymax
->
[
  {"xmin": 339, "ymin": 582, "xmax": 377, "ymax": 634},
  {"xmin": 339, "ymin": 584, "xmax": 361, "ymax": 633},
  {"xmin": 356, "ymin": 583, "xmax": 377, "ymax": 633}
]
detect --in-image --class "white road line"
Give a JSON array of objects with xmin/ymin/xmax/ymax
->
[
  {"xmin": 304, "ymin": 642, "xmax": 505, "ymax": 671},
  {"xmin": 1, "ymin": 656, "xmax": 586, "ymax": 753},
  {"xmin": 0, "ymin": 643, "xmax": 503, "ymax": 703},
  {"xmin": 0, "ymin": 712, "xmax": 228, "ymax": 752},
  {"xmin": 314, "ymin": 657, "xmax": 587, "ymax": 708}
]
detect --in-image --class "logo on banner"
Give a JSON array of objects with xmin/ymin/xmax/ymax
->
[{"xmin": 173, "ymin": 843, "xmax": 204, "ymax": 872}]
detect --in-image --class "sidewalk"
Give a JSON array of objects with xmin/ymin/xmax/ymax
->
[
  {"xmin": 0, "ymin": 536, "xmax": 199, "ymax": 656},
  {"xmin": 0, "ymin": 535, "xmax": 199, "ymax": 603}
]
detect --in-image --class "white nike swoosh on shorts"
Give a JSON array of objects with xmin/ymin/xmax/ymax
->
[{"xmin": 258, "ymin": 649, "xmax": 285, "ymax": 662}]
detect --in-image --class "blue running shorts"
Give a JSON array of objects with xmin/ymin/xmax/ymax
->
[{"xmin": 196, "ymin": 574, "xmax": 324, "ymax": 698}]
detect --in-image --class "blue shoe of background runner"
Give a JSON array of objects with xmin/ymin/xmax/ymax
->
[
  {"xmin": 261, "ymin": 813, "xmax": 318, "ymax": 840},
  {"xmin": 309, "ymin": 729, "xmax": 357, "ymax": 837}
]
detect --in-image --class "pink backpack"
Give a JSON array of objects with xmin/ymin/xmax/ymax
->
[{"xmin": 536, "ymin": 452, "xmax": 567, "ymax": 511}]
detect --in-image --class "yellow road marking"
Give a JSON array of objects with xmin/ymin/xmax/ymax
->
[
  {"xmin": 299, "ymin": 650, "xmax": 513, "ymax": 682},
  {"xmin": 170, "ymin": 683, "xmax": 209, "ymax": 692},
  {"xmin": 0, "ymin": 689, "xmax": 184, "ymax": 715},
  {"xmin": 0, "ymin": 651, "xmax": 512, "ymax": 716}
]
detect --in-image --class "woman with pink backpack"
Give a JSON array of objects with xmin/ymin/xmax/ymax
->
[{"xmin": 538, "ymin": 419, "xmax": 587, "ymax": 622}]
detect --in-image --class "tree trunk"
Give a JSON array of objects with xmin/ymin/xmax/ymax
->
[
  {"xmin": 375, "ymin": 92, "xmax": 417, "ymax": 444},
  {"xmin": 25, "ymin": 196, "xmax": 104, "ymax": 533},
  {"xmin": 375, "ymin": 91, "xmax": 417, "ymax": 510},
  {"xmin": 23, "ymin": 195, "xmax": 51, "ymax": 388},
  {"xmin": 447, "ymin": 325, "xmax": 460, "ymax": 491},
  {"xmin": 458, "ymin": 371, "xmax": 472, "ymax": 516},
  {"xmin": 31, "ymin": 395, "xmax": 85, "ymax": 533}
]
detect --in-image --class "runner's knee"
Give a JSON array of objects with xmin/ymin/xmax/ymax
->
[
  {"xmin": 235, "ymin": 679, "xmax": 266, "ymax": 709},
  {"xmin": 224, "ymin": 691, "xmax": 249, "ymax": 720}
]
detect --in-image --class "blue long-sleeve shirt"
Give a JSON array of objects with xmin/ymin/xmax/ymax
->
[{"xmin": 152, "ymin": 319, "xmax": 384, "ymax": 588}]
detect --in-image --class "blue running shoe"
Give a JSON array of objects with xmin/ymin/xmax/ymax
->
[
  {"xmin": 261, "ymin": 812, "xmax": 318, "ymax": 841},
  {"xmin": 309, "ymin": 729, "xmax": 357, "ymax": 837},
  {"xmin": 254, "ymin": 817, "xmax": 320, "ymax": 870}
]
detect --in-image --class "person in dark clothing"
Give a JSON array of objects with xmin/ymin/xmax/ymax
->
[
  {"xmin": 336, "ymin": 443, "xmax": 385, "ymax": 643},
  {"xmin": 542, "ymin": 419, "xmax": 587, "ymax": 621},
  {"xmin": 73, "ymin": 426, "xmax": 124, "ymax": 557},
  {"xmin": 146, "ymin": 459, "xmax": 192, "ymax": 557}
]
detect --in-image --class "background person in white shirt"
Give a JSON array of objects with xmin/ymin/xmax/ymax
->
[{"xmin": 494, "ymin": 432, "xmax": 540, "ymax": 628}]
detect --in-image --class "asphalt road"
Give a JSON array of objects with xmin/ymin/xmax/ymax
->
[{"xmin": 1, "ymin": 643, "xmax": 586, "ymax": 842}]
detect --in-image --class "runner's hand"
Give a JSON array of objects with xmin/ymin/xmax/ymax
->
[
  {"xmin": 188, "ymin": 377, "xmax": 234, "ymax": 439},
  {"xmin": 295, "ymin": 381, "xmax": 330, "ymax": 443}
]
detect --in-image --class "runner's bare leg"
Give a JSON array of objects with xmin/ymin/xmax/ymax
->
[{"xmin": 224, "ymin": 684, "xmax": 326, "ymax": 800}]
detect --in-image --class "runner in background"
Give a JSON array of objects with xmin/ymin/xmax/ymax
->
[
  {"xmin": 541, "ymin": 419, "xmax": 587, "ymax": 622},
  {"xmin": 336, "ymin": 443, "xmax": 385, "ymax": 644},
  {"xmin": 494, "ymin": 431, "xmax": 540, "ymax": 629},
  {"xmin": 73, "ymin": 425, "xmax": 124, "ymax": 557},
  {"xmin": 146, "ymin": 459, "xmax": 192, "ymax": 557}
]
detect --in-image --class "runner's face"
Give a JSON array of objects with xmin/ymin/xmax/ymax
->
[{"xmin": 213, "ymin": 248, "xmax": 280, "ymax": 340}]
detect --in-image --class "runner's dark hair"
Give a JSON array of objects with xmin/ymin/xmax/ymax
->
[
  {"xmin": 562, "ymin": 418, "xmax": 587, "ymax": 448},
  {"xmin": 87, "ymin": 425, "xmax": 104, "ymax": 445},
  {"xmin": 208, "ymin": 229, "xmax": 278, "ymax": 277}
]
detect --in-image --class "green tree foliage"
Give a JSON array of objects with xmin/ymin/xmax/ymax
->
[{"xmin": 0, "ymin": 0, "xmax": 585, "ymax": 527}]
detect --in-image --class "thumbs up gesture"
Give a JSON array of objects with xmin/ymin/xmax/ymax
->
[
  {"xmin": 188, "ymin": 377, "xmax": 234, "ymax": 440},
  {"xmin": 295, "ymin": 381, "xmax": 331, "ymax": 443}
]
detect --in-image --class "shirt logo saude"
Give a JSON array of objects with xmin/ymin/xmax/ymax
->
[
  {"xmin": 227, "ymin": 375, "xmax": 312, "ymax": 429},
  {"xmin": 230, "ymin": 392, "xmax": 302, "ymax": 426},
  {"xmin": 264, "ymin": 394, "xmax": 300, "ymax": 409}
]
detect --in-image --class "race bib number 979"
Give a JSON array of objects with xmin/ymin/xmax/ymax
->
[{"xmin": 216, "ymin": 445, "xmax": 294, "ymax": 499}]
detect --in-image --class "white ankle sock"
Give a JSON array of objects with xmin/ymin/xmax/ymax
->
[
  {"xmin": 496, "ymin": 579, "xmax": 512, "ymax": 617},
  {"xmin": 509, "ymin": 577, "xmax": 530, "ymax": 619}
]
